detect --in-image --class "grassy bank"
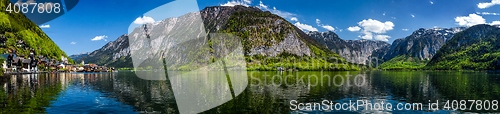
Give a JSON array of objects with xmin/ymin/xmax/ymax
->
[
  {"xmin": 116, "ymin": 56, "xmax": 360, "ymax": 71},
  {"xmin": 245, "ymin": 56, "xmax": 359, "ymax": 71},
  {"xmin": 378, "ymin": 55, "xmax": 428, "ymax": 70}
]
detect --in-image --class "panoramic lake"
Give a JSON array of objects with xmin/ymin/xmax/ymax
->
[{"xmin": 1, "ymin": 71, "xmax": 500, "ymax": 113}]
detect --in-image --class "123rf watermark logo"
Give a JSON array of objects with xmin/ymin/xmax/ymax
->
[{"xmin": 127, "ymin": 0, "xmax": 247, "ymax": 114}]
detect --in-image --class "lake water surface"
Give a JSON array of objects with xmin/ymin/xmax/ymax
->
[{"xmin": 1, "ymin": 71, "xmax": 500, "ymax": 113}]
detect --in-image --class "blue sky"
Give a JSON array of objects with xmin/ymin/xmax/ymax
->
[{"xmin": 29, "ymin": 0, "xmax": 500, "ymax": 55}]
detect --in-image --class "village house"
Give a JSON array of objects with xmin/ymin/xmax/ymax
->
[
  {"xmin": 21, "ymin": 58, "xmax": 30, "ymax": 71},
  {"xmin": 2, "ymin": 54, "xmax": 112, "ymax": 73}
]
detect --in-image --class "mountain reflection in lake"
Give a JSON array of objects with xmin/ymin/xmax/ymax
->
[{"xmin": 0, "ymin": 71, "xmax": 499, "ymax": 113}]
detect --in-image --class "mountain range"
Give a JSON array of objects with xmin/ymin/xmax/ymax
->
[
  {"xmin": 307, "ymin": 31, "xmax": 390, "ymax": 66},
  {"xmin": 81, "ymin": 35, "xmax": 131, "ymax": 67},
  {"xmin": 68, "ymin": 52, "xmax": 90, "ymax": 62},
  {"xmin": 427, "ymin": 24, "xmax": 500, "ymax": 70},
  {"xmin": 72, "ymin": 5, "xmax": 358, "ymax": 71},
  {"xmin": 70, "ymin": 5, "xmax": 500, "ymax": 71},
  {"xmin": 377, "ymin": 27, "xmax": 466, "ymax": 70},
  {"xmin": 383, "ymin": 27, "xmax": 465, "ymax": 61}
]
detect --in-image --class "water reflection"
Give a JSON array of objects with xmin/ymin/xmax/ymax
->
[
  {"xmin": 203, "ymin": 71, "xmax": 500, "ymax": 113},
  {"xmin": 95, "ymin": 71, "xmax": 178, "ymax": 113},
  {"xmin": 45, "ymin": 73, "xmax": 137, "ymax": 113},
  {"xmin": 0, "ymin": 71, "xmax": 499, "ymax": 113},
  {"xmin": 0, "ymin": 73, "xmax": 63, "ymax": 113}
]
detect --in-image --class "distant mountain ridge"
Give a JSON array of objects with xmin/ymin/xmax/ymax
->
[
  {"xmin": 307, "ymin": 26, "xmax": 468, "ymax": 70},
  {"xmin": 69, "ymin": 52, "xmax": 90, "ymax": 61},
  {"xmin": 383, "ymin": 27, "xmax": 465, "ymax": 61},
  {"xmin": 83, "ymin": 35, "xmax": 131, "ymax": 67},
  {"xmin": 307, "ymin": 31, "xmax": 390, "ymax": 65},
  {"xmin": 377, "ymin": 27, "xmax": 466, "ymax": 70}
]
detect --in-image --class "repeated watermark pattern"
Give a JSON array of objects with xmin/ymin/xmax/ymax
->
[{"xmin": 127, "ymin": 0, "xmax": 247, "ymax": 113}]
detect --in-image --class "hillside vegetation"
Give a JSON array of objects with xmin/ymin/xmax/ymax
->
[
  {"xmin": 222, "ymin": 9, "xmax": 358, "ymax": 71},
  {"xmin": 0, "ymin": 0, "xmax": 70, "ymax": 62},
  {"xmin": 426, "ymin": 24, "xmax": 500, "ymax": 70},
  {"xmin": 378, "ymin": 55, "xmax": 428, "ymax": 70}
]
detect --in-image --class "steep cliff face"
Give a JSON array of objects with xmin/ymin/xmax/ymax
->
[
  {"xmin": 221, "ymin": 7, "xmax": 313, "ymax": 57},
  {"xmin": 383, "ymin": 27, "xmax": 465, "ymax": 61},
  {"xmin": 307, "ymin": 31, "xmax": 390, "ymax": 65},
  {"xmin": 345, "ymin": 40, "xmax": 390, "ymax": 65},
  {"xmin": 81, "ymin": 5, "xmax": 357, "ymax": 70}
]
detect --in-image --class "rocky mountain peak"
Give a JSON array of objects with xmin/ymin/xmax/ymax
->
[
  {"xmin": 308, "ymin": 31, "xmax": 390, "ymax": 65},
  {"xmin": 80, "ymin": 34, "xmax": 130, "ymax": 67},
  {"xmin": 307, "ymin": 31, "xmax": 339, "ymax": 40},
  {"xmin": 383, "ymin": 27, "xmax": 466, "ymax": 61}
]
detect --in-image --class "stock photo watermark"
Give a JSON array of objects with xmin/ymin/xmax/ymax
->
[{"xmin": 249, "ymin": 71, "xmax": 367, "ymax": 87}]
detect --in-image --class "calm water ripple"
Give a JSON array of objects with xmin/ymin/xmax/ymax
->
[{"xmin": 0, "ymin": 71, "xmax": 499, "ymax": 113}]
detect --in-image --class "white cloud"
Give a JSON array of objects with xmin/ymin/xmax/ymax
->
[
  {"xmin": 91, "ymin": 35, "xmax": 108, "ymax": 41},
  {"xmin": 351, "ymin": 19, "xmax": 394, "ymax": 41},
  {"xmin": 257, "ymin": 0, "xmax": 267, "ymax": 9},
  {"xmin": 294, "ymin": 22, "xmax": 318, "ymax": 32},
  {"xmin": 491, "ymin": 21, "xmax": 500, "ymax": 25},
  {"xmin": 39, "ymin": 24, "xmax": 50, "ymax": 28},
  {"xmin": 70, "ymin": 42, "xmax": 76, "ymax": 45},
  {"xmin": 133, "ymin": 16, "xmax": 155, "ymax": 25},
  {"xmin": 270, "ymin": 7, "xmax": 296, "ymax": 19},
  {"xmin": 411, "ymin": 14, "xmax": 415, "ymax": 18},
  {"xmin": 290, "ymin": 17, "xmax": 298, "ymax": 21},
  {"xmin": 475, "ymin": 12, "xmax": 500, "ymax": 15},
  {"xmin": 244, "ymin": 0, "xmax": 252, "ymax": 4},
  {"xmin": 455, "ymin": 14, "xmax": 486, "ymax": 27},
  {"xmin": 402, "ymin": 28, "xmax": 409, "ymax": 31},
  {"xmin": 347, "ymin": 26, "xmax": 361, "ymax": 32},
  {"xmin": 221, "ymin": 0, "xmax": 252, "ymax": 7},
  {"xmin": 257, "ymin": 1, "xmax": 296, "ymax": 19},
  {"xmin": 315, "ymin": 18, "xmax": 335, "ymax": 31},
  {"xmin": 430, "ymin": 1, "xmax": 434, "ymax": 4},
  {"xmin": 478, "ymin": 0, "xmax": 500, "ymax": 9},
  {"xmin": 359, "ymin": 31, "xmax": 373, "ymax": 40},
  {"xmin": 358, "ymin": 19, "xmax": 394, "ymax": 33},
  {"xmin": 321, "ymin": 25, "xmax": 335, "ymax": 31},
  {"xmin": 374, "ymin": 35, "xmax": 390, "ymax": 41},
  {"xmin": 257, "ymin": 1, "xmax": 267, "ymax": 9}
]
